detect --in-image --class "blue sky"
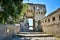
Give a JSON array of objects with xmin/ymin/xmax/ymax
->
[{"xmin": 23, "ymin": 0, "xmax": 60, "ymax": 16}]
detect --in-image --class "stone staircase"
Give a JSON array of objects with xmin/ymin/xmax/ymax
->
[{"xmin": 15, "ymin": 32, "xmax": 58, "ymax": 40}]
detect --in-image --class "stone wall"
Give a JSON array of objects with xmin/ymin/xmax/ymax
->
[
  {"xmin": 41, "ymin": 8, "xmax": 60, "ymax": 37},
  {"xmin": 0, "ymin": 24, "xmax": 20, "ymax": 40},
  {"xmin": 34, "ymin": 4, "xmax": 46, "ymax": 31},
  {"xmin": 42, "ymin": 24, "xmax": 60, "ymax": 37}
]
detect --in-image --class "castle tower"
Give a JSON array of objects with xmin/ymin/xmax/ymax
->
[
  {"xmin": 20, "ymin": 3, "xmax": 46, "ymax": 32},
  {"xmin": 33, "ymin": 4, "xmax": 46, "ymax": 31}
]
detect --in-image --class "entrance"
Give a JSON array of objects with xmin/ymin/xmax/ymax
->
[{"xmin": 27, "ymin": 18, "xmax": 33, "ymax": 32}]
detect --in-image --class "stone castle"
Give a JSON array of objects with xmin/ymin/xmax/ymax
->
[
  {"xmin": 20, "ymin": 3, "xmax": 46, "ymax": 32},
  {"xmin": 19, "ymin": 3, "xmax": 60, "ymax": 37},
  {"xmin": 0, "ymin": 3, "xmax": 60, "ymax": 38}
]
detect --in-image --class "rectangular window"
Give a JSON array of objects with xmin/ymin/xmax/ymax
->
[
  {"xmin": 48, "ymin": 18, "xmax": 50, "ymax": 22},
  {"xmin": 41, "ymin": 12, "xmax": 43, "ymax": 14},
  {"xmin": 39, "ymin": 12, "xmax": 40, "ymax": 14},
  {"xmin": 45, "ymin": 19, "xmax": 47, "ymax": 23},
  {"xmin": 42, "ymin": 20, "xmax": 44, "ymax": 23},
  {"xmin": 59, "ymin": 15, "xmax": 60, "ymax": 20},
  {"xmin": 52, "ymin": 17, "xmax": 55, "ymax": 21}
]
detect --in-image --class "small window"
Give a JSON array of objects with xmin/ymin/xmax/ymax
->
[
  {"xmin": 36, "ymin": 12, "xmax": 38, "ymax": 14},
  {"xmin": 41, "ymin": 12, "xmax": 43, "ymax": 14},
  {"xmin": 45, "ymin": 19, "xmax": 47, "ymax": 23},
  {"xmin": 42, "ymin": 20, "xmax": 44, "ymax": 23},
  {"xmin": 39, "ymin": 12, "xmax": 40, "ymax": 14},
  {"xmin": 35, "ymin": 39, "xmax": 39, "ymax": 40},
  {"xmin": 52, "ymin": 17, "xmax": 55, "ymax": 21},
  {"xmin": 36, "ymin": 12, "xmax": 39, "ymax": 14},
  {"xmin": 48, "ymin": 18, "xmax": 50, "ymax": 22},
  {"xmin": 59, "ymin": 15, "xmax": 60, "ymax": 20}
]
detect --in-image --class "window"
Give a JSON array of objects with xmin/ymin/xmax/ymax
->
[
  {"xmin": 36, "ymin": 12, "xmax": 39, "ymax": 14},
  {"xmin": 52, "ymin": 17, "xmax": 55, "ymax": 21},
  {"xmin": 42, "ymin": 20, "xmax": 44, "ymax": 23},
  {"xmin": 48, "ymin": 18, "xmax": 50, "ymax": 22},
  {"xmin": 59, "ymin": 15, "xmax": 60, "ymax": 20},
  {"xmin": 35, "ymin": 39, "xmax": 39, "ymax": 40},
  {"xmin": 45, "ymin": 19, "xmax": 47, "ymax": 23},
  {"xmin": 41, "ymin": 12, "xmax": 43, "ymax": 14},
  {"xmin": 39, "ymin": 12, "xmax": 40, "ymax": 14}
]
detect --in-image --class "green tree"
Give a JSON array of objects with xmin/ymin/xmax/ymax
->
[
  {"xmin": 0, "ymin": 0, "xmax": 23, "ymax": 24},
  {"xmin": 19, "ymin": 4, "xmax": 29, "ymax": 21}
]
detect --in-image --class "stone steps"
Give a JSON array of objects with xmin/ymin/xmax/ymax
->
[
  {"xmin": 9, "ymin": 32, "xmax": 59, "ymax": 40},
  {"xmin": 16, "ymin": 34, "xmax": 53, "ymax": 37},
  {"xmin": 9, "ymin": 36, "xmax": 58, "ymax": 40},
  {"xmin": 15, "ymin": 33, "xmax": 58, "ymax": 40},
  {"xmin": 17, "ymin": 32, "xmax": 46, "ymax": 34}
]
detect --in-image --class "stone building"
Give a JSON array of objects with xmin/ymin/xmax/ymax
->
[
  {"xmin": 20, "ymin": 3, "xmax": 46, "ymax": 32},
  {"xmin": 33, "ymin": 4, "xmax": 46, "ymax": 31},
  {"xmin": 41, "ymin": 8, "xmax": 60, "ymax": 37},
  {"xmin": 26, "ymin": 3, "xmax": 46, "ymax": 32}
]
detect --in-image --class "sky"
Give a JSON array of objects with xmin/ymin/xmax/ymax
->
[
  {"xmin": 23, "ymin": 0, "xmax": 60, "ymax": 16},
  {"xmin": 23, "ymin": 0, "xmax": 60, "ymax": 26}
]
